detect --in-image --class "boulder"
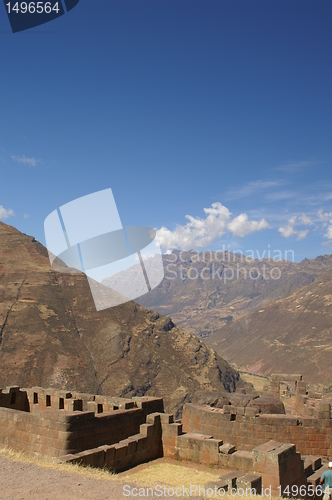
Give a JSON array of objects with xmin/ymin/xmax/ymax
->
[
  {"xmin": 247, "ymin": 396, "xmax": 285, "ymax": 414},
  {"xmin": 192, "ymin": 390, "xmax": 285, "ymax": 414}
]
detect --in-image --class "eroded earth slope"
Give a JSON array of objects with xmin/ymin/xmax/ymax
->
[{"xmin": 0, "ymin": 222, "xmax": 241, "ymax": 415}]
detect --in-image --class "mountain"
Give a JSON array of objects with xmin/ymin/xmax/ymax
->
[
  {"xmin": 0, "ymin": 222, "xmax": 242, "ymax": 416},
  {"xmin": 132, "ymin": 251, "xmax": 332, "ymax": 337},
  {"xmin": 205, "ymin": 264, "xmax": 332, "ymax": 382}
]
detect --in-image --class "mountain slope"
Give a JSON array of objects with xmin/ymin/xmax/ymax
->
[
  {"xmin": 205, "ymin": 265, "xmax": 332, "ymax": 382},
  {"xmin": 0, "ymin": 222, "xmax": 241, "ymax": 415},
  {"xmin": 133, "ymin": 251, "xmax": 332, "ymax": 337}
]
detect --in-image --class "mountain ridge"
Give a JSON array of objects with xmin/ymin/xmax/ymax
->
[
  {"xmin": 130, "ymin": 250, "xmax": 332, "ymax": 336},
  {"xmin": 0, "ymin": 222, "xmax": 242, "ymax": 416},
  {"xmin": 205, "ymin": 263, "xmax": 332, "ymax": 382}
]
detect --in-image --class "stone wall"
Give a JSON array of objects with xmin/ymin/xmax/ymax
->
[
  {"xmin": 24, "ymin": 387, "xmax": 162, "ymax": 415},
  {"xmin": 182, "ymin": 403, "xmax": 332, "ymax": 457},
  {"xmin": 0, "ymin": 386, "xmax": 163, "ymax": 458},
  {"xmin": 252, "ymin": 441, "xmax": 307, "ymax": 495},
  {"xmin": 0, "ymin": 386, "xmax": 30, "ymax": 412},
  {"xmin": 269, "ymin": 374, "xmax": 330, "ymax": 420},
  {"xmin": 60, "ymin": 413, "xmax": 164, "ymax": 472},
  {"xmin": 161, "ymin": 415, "xmax": 307, "ymax": 496},
  {"xmin": 0, "ymin": 383, "xmax": 327, "ymax": 496}
]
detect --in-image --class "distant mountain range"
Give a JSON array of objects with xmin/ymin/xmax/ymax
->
[
  {"xmin": 205, "ymin": 264, "xmax": 332, "ymax": 382},
  {"xmin": 131, "ymin": 251, "xmax": 332, "ymax": 337},
  {"xmin": 0, "ymin": 223, "xmax": 243, "ymax": 416},
  {"xmin": 105, "ymin": 249, "xmax": 332, "ymax": 382}
]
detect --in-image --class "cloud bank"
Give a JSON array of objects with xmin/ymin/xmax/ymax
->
[
  {"xmin": 0, "ymin": 205, "xmax": 14, "ymax": 221},
  {"xmin": 299, "ymin": 214, "xmax": 313, "ymax": 226},
  {"xmin": 156, "ymin": 202, "xmax": 270, "ymax": 250},
  {"xmin": 324, "ymin": 226, "xmax": 332, "ymax": 240},
  {"xmin": 278, "ymin": 216, "xmax": 309, "ymax": 241},
  {"xmin": 11, "ymin": 155, "xmax": 41, "ymax": 167}
]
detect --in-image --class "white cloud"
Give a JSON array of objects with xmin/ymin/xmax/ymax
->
[
  {"xmin": 318, "ymin": 209, "xmax": 332, "ymax": 221},
  {"xmin": 134, "ymin": 251, "xmax": 158, "ymax": 261},
  {"xmin": 156, "ymin": 202, "xmax": 270, "ymax": 250},
  {"xmin": 299, "ymin": 213, "xmax": 313, "ymax": 226},
  {"xmin": 227, "ymin": 213, "xmax": 270, "ymax": 237},
  {"xmin": 23, "ymin": 213, "xmax": 30, "ymax": 219},
  {"xmin": 157, "ymin": 203, "xmax": 230, "ymax": 250},
  {"xmin": 296, "ymin": 230, "xmax": 309, "ymax": 240},
  {"xmin": 0, "ymin": 205, "xmax": 14, "ymax": 221},
  {"xmin": 278, "ymin": 216, "xmax": 309, "ymax": 240},
  {"xmin": 324, "ymin": 226, "xmax": 332, "ymax": 240},
  {"xmin": 11, "ymin": 155, "xmax": 41, "ymax": 167}
]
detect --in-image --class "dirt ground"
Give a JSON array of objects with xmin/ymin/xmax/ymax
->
[
  {"xmin": 0, "ymin": 455, "xmax": 128, "ymax": 500},
  {"xmin": 0, "ymin": 454, "xmax": 224, "ymax": 500}
]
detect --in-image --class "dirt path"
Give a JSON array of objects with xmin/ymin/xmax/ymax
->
[
  {"xmin": 0, "ymin": 455, "xmax": 219, "ymax": 500},
  {"xmin": 0, "ymin": 456, "xmax": 130, "ymax": 500}
]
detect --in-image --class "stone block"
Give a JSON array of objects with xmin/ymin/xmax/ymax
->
[
  {"xmin": 237, "ymin": 473, "xmax": 262, "ymax": 495},
  {"xmin": 219, "ymin": 442, "xmax": 236, "ymax": 455},
  {"xmin": 114, "ymin": 443, "xmax": 127, "ymax": 459},
  {"xmin": 233, "ymin": 406, "xmax": 245, "ymax": 416},
  {"xmin": 177, "ymin": 432, "xmax": 212, "ymax": 449},
  {"xmin": 262, "ymin": 473, "xmax": 280, "ymax": 491},
  {"xmin": 316, "ymin": 411, "xmax": 331, "ymax": 420},
  {"xmin": 55, "ymin": 453, "xmax": 76, "ymax": 463},
  {"xmin": 229, "ymin": 450, "xmax": 254, "ymax": 471},
  {"xmin": 119, "ymin": 439, "xmax": 137, "ymax": 455},
  {"xmin": 268, "ymin": 443, "xmax": 297, "ymax": 465},
  {"xmin": 139, "ymin": 423, "xmax": 154, "ymax": 438},
  {"xmin": 311, "ymin": 456, "xmax": 322, "ymax": 471},
  {"xmin": 163, "ymin": 423, "xmax": 182, "ymax": 436},
  {"xmin": 245, "ymin": 407, "xmax": 257, "ymax": 417},
  {"xmin": 178, "ymin": 447, "xmax": 190, "ymax": 461},
  {"xmin": 163, "ymin": 445, "xmax": 176, "ymax": 457},
  {"xmin": 159, "ymin": 413, "xmax": 174, "ymax": 424},
  {"xmin": 202, "ymin": 438, "xmax": 223, "ymax": 455},
  {"xmin": 73, "ymin": 448, "xmax": 105, "ymax": 468},
  {"xmin": 219, "ymin": 471, "xmax": 246, "ymax": 491},
  {"xmin": 104, "ymin": 446, "xmax": 116, "ymax": 463},
  {"xmin": 204, "ymin": 481, "xmax": 228, "ymax": 493},
  {"xmin": 146, "ymin": 413, "xmax": 161, "ymax": 425}
]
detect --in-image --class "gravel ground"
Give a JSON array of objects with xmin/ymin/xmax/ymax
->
[
  {"xmin": 0, "ymin": 456, "xmax": 130, "ymax": 500},
  {"xmin": 0, "ymin": 456, "xmax": 212, "ymax": 500}
]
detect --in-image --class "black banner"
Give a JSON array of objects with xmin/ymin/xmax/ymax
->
[{"xmin": 3, "ymin": 0, "xmax": 79, "ymax": 33}]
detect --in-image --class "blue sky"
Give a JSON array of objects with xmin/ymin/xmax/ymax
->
[{"xmin": 1, "ymin": 0, "xmax": 332, "ymax": 262}]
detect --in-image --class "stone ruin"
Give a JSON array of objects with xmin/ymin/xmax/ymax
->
[
  {"xmin": 0, "ymin": 375, "xmax": 331, "ymax": 497},
  {"xmin": 192, "ymin": 388, "xmax": 286, "ymax": 414}
]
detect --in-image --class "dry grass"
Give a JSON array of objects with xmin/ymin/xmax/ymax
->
[
  {"xmin": 0, "ymin": 446, "xmax": 219, "ymax": 490},
  {"xmin": 120, "ymin": 462, "xmax": 278, "ymax": 499},
  {"xmin": 121, "ymin": 461, "xmax": 218, "ymax": 489},
  {"xmin": 0, "ymin": 446, "xmax": 282, "ymax": 498},
  {"xmin": 0, "ymin": 446, "xmax": 117, "ymax": 481},
  {"xmin": 239, "ymin": 372, "xmax": 269, "ymax": 392}
]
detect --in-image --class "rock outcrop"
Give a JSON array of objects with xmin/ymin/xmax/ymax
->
[
  {"xmin": 192, "ymin": 390, "xmax": 285, "ymax": 414},
  {"xmin": 0, "ymin": 222, "xmax": 243, "ymax": 416}
]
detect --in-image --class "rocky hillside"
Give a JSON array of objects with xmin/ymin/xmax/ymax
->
[
  {"xmin": 132, "ymin": 251, "xmax": 332, "ymax": 337},
  {"xmin": 205, "ymin": 265, "xmax": 332, "ymax": 382},
  {"xmin": 0, "ymin": 222, "xmax": 242, "ymax": 416}
]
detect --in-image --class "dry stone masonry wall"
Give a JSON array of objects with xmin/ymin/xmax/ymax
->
[{"xmin": 0, "ymin": 377, "xmax": 330, "ymax": 498}]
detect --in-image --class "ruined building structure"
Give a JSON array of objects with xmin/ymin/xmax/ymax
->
[{"xmin": 0, "ymin": 374, "xmax": 331, "ymax": 497}]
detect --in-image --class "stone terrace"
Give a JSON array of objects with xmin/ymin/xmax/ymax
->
[
  {"xmin": 0, "ymin": 386, "xmax": 163, "ymax": 457},
  {"xmin": 0, "ymin": 379, "xmax": 330, "ymax": 497}
]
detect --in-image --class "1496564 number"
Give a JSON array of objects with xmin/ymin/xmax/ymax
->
[
  {"xmin": 6, "ymin": 2, "xmax": 60, "ymax": 14},
  {"xmin": 278, "ymin": 485, "xmax": 323, "ymax": 497}
]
